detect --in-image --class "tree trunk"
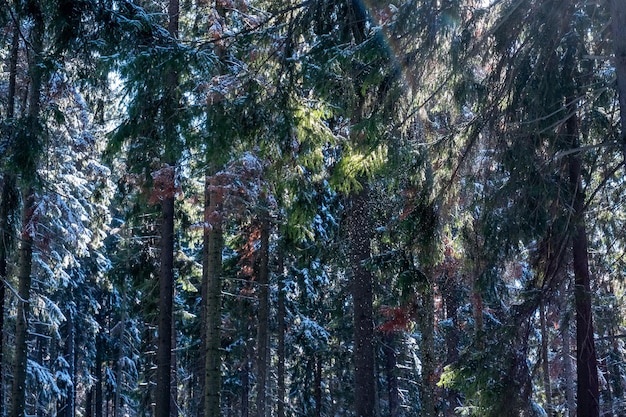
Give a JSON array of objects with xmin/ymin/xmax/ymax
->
[
  {"xmin": 276, "ymin": 244, "xmax": 286, "ymax": 417},
  {"xmin": 171, "ymin": 311, "xmax": 178, "ymax": 417},
  {"xmin": 241, "ymin": 360, "xmax": 250, "ymax": 417},
  {"xmin": 382, "ymin": 333, "xmax": 399, "ymax": 417},
  {"xmin": 10, "ymin": 187, "xmax": 35, "ymax": 417},
  {"xmin": 314, "ymin": 355, "xmax": 322, "ymax": 417},
  {"xmin": 156, "ymin": 1, "xmax": 180, "ymax": 416},
  {"xmin": 95, "ymin": 324, "xmax": 104, "ymax": 417},
  {"xmin": 156, "ymin": 189, "xmax": 175, "ymax": 417},
  {"xmin": 10, "ymin": 1, "xmax": 43, "ymax": 415},
  {"xmin": 562, "ymin": 310, "xmax": 576, "ymax": 417},
  {"xmin": 86, "ymin": 386, "xmax": 93, "ymax": 417},
  {"xmin": 0, "ymin": 24, "xmax": 20, "ymax": 417},
  {"xmin": 611, "ymin": 0, "xmax": 626, "ymax": 156},
  {"xmin": 114, "ymin": 288, "xmax": 127, "ymax": 417},
  {"xmin": 204, "ymin": 174, "xmax": 223, "ymax": 417},
  {"xmin": 419, "ymin": 271, "xmax": 436, "ymax": 417},
  {"xmin": 348, "ymin": 185, "xmax": 376, "ymax": 417},
  {"xmin": 539, "ymin": 299, "xmax": 552, "ymax": 414},
  {"xmin": 66, "ymin": 311, "xmax": 76, "ymax": 417},
  {"xmin": 256, "ymin": 211, "xmax": 270, "ymax": 417},
  {"xmin": 566, "ymin": 104, "xmax": 599, "ymax": 417},
  {"xmin": 441, "ymin": 272, "xmax": 461, "ymax": 417},
  {"xmin": 0, "ymin": 176, "xmax": 16, "ymax": 417}
]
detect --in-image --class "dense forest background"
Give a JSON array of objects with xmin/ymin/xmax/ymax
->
[{"xmin": 1, "ymin": 0, "xmax": 626, "ymax": 416}]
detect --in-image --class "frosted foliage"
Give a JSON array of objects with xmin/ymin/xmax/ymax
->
[
  {"xmin": 27, "ymin": 359, "xmax": 62, "ymax": 402},
  {"xmin": 32, "ymin": 72, "xmax": 112, "ymax": 291}
]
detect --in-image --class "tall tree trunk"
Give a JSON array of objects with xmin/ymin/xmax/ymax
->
[
  {"xmin": 171, "ymin": 312, "xmax": 178, "ymax": 417},
  {"xmin": 86, "ymin": 386, "xmax": 93, "ymax": 417},
  {"xmin": 0, "ymin": 23, "xmax": 21, "ymax": 417},
  {"xmin": 114, "ymin": 289, "xmax": 127, "ymax": 417},
  {"xmin": 382, "ymin": 333, "xmax": 399, "ymax": 417},
  {"xmin": 611, "ymin": 0, "xmax": 626, "ymax": 157},
  {"xmin": 11, "ymin": 1, "xmax": 44, "ymax": 415},
  {"xmin": 441, "ymin": 272, "xmax": 461, "ymax": 417},
  {"xmin": 241, "ymin": 360, "xmax": 250, "ymax": 417},
  {"xmin": 419, "ymin": 271, "xmax": 436, "ymax": 417},
  {"xmin": 204, "ymin": 174, "xmax": 223, "ymax": 416},
  {"xmin": 562, "ymin": 310, "xmax": 576, "ymax": 417},
  {"xmin": 256, "ymin": 211, "xmax": 270, "ymax": 417},
  {"xmin": 11, "ymin": 187, "xmax": 35, "ymax": 417},
  {"xmin": 0, "ymin": 176, "xmax": 16, "ymax": 417},
  {"xmin": 348, "ymin": 185, "xmax": 376, "ymax": 417},
  {"xmin": 58, "ymin": 310, "xmax": 76, "ymax": 417},
  {"xmin": 95, "ymin": 321, "xmax": 104, "ymax": 417},
  {"xmin": 156, "ymin": 1, "xmax": 179, "ymax": 417},
  {"xmin": 156, "ymin": 190, "xmax": 175, "ymax": 417},
  {"xmin": 67, "ymin": 311, "xmax": 76, "ymax": 417},
  {"xmin": 539, "ymin": 299, "xmax": 552, "ymax": 414},
  {"xmin": 276, "ymin": 244, "xmax": 286, "ymax": 417},
  {"xmin": 566, "ymin": 104, "xmax": 599, "ymax": 417},
  {"xmin": 314, "ymin": 355, "xmax": 322, "ymax": 417}
]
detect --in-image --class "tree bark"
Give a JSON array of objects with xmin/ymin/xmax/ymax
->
[
  {"xmin": 156, "ymin": 190, "xmax": 175, "ymax": 417},
  {"xmin": 114, "ymin": 288, "xmax": 127, "ymax": 417},
  {"xmin": 382, "ymin": 333, "xmax": 399, "ymax": 417},
  {"xmin": 10, "ymin": 1, "xmax": 44, "ymax": 415},
  {"xmin": 95, "ymin": 321, "xmax": 104, "ymax": 417},
  {"xmin": 11, "ymin": 187, "xmax": 35, "ymax": 417},
  {"xmin": 276, "ymin": 244, "xmax": 286, "ymax": 417},
  {"xmin": 57, "ymin": 310, "xmax": 76, "ymax": 417},
  {"xmin": 204, "ymin": 174, "xmax": 223, "ymax": 417},
  {"xmin": 539, "ymin": 299, "xmax": 552, "ymax": 414},
  {"xmin": 419, "ymin": 271, "xmax": 436, "ymax": 417},
  {"xmin": 156, "ymin": 1, "xmax": 180, "ymax": 417},
  {"xmin": 314, "ymin": 355, "xmax": 322, "ymax": 417},
  {"xmin": 562, "ymin": 310, "xmax": 576, "ymax": 417},
  {"xmin": 256, "ymin": 211, "xmax": 270, "ymax": 417},
  {"xmin": 348, "ymin": 186, "xmax": 376, "ymax": 417},
  {"xmin": 0, "ymin": 25, "xmax": 20, "ymax": 416},
  {"xmin": 566, "ymin": 104, "xmax": 599, "ymax": 417},
  {"xmin": 241, "ymin": 359, "xmax": 250, "ymax": 417},
  {"xmin": 611, "ymin": 0, "xmax": 626, "ymax": 157},
  {"xmin": 441, "ymin": 271, "xmax": 461, "ymax": 417}
]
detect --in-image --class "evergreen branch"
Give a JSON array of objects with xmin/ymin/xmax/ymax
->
[
  {"xmin": 1, "ymin": 277, "xmax": 27, "ymax": 303},
  {"xmin": 583, "ymin": 160, "xmax": 625, "ymax": 212}
]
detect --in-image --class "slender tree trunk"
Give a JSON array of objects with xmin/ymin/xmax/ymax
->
[
  {"xmin": 95, "ymin": 325, "xmax": 104, "ymax": 417},
  {"xmin": 0, "ymin": 24, "xmax": 20, "ymax": 417},
  {"xmin": 156, "ymin": 1, "xmax": 180, "ymax": 417},
  {"xmin": 57, "ymin": 310, "xmax": 76, "ymax": 417},
  {"xmin": 566, "ymin": 104, "xmax": 599, "ymax": 417},
  {"xmin": 419, "ymin": 271, "xmax": 436, "ymax": 417},
  {"xmin": 156, "ymin": 189, "xmax": 175, "ymax": 417},
  {"xmin": 0, "ymin": 176, "xmax": 15, "ymax": 417},
  {"xmin": 171, "ymin": 311, "xmax": 178, "ymax": 417},
  {"xmin": 114, "ymin": 289, "xmax": 127, "ymax": 417},
  {"xmin": 348, "ymin": 185, "xmax": 376, "ymax": 417},
  {"xmin": 611, "ymin": 0, "xmax": 626, "ymax": 156},
  {"xmin": 562, "ymin": 311, "xmax": 576, "ymax": 417},
  {"xmin": 11, "ymin": 187, "xmax": 35, "ymax": 417},
  {"xmin": 382, "ymin": 333, "xmax": 399, "ymax": 417},
  {"xmin": 276, "ymin": 244, "xmax": 286, "ymax": 417},
  {"xmin": 66, "ymin": 311, "xmax": 76, "ymax": 417},
  {"xmin": 204, "ymin": 174, "xmax": 223, "ymax": 416},
  {"xmin": 441, "ymin": 272, "xmax": 461, "ymax": 417},
  {"xmin": 241, "ymin": 360, "xmax": 250, "ymax": 417},
  {"xmin": 540, "ymin": 299, "xmax": 552, "ymax": 414},
  {"xmin": 256, "ymin": 211, "xmax": 270, "ymax": 417},
  {"xmin": 11, "ymin": 2, "xmax": 43, "ymax": 415},
  {"xmin": 314, "ymin": 355, "xmax": 322, "ymax": 417},
  {"xmin": 86, "ymin": 386, "xmax": 93, "ymax": 417}
]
